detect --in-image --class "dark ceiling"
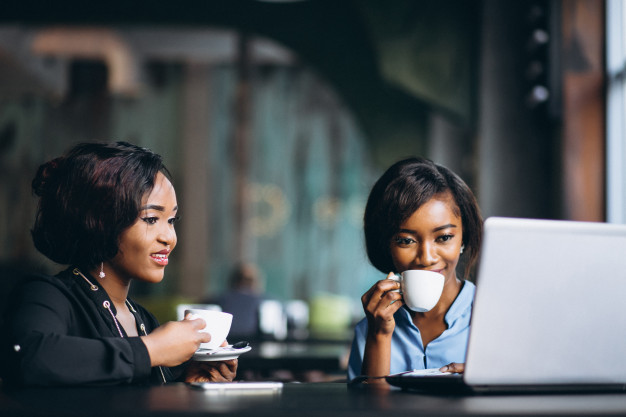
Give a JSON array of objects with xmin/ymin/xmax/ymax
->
[{"xmin": 1, "ymin": 0, "xmax": 479, "ymax": 166}]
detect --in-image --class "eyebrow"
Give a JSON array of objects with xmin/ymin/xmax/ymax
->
[
  {"xmin": 399, "ymin": 224, "xmax": 458, "ymax": 234},
  {"xmin": 140, "ymin": 204, "xmax": 178, "ymax": 212}
]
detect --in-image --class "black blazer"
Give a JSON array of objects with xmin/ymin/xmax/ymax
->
[{"xmin": 0, "ymin": 267, "xmax": 181, "ymax": 387}]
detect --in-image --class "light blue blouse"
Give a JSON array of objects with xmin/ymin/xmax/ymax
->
[{"xmin": 347, "ymin": 280, "xmax": 475, "ymax": 381}]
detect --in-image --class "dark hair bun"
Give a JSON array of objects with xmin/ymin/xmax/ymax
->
[{"xmin": 32, "ymin": 157, "xmax": 63, "ymax": 197}]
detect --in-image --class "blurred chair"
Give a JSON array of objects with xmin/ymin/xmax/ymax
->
[
  {"xmin": 176, "ymin": 303, "xmax": 222, "ymax": 320},
  {"xmin": 285, "ymin": 299, "xmax": 309, "ymax": 340},
  {"xmin": 308, "ymin": 293, "xmax": 352, "ymax": 340},
  {"xmin": 258, "ymin": 299, "xmax": 288, "ymax": 341}
]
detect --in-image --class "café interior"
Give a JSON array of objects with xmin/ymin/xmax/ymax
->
[{"xmin": 1, "ymin": 0, "xmax": 625, "ymax": 415}]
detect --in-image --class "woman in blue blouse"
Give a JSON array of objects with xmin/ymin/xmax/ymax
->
[{"xmin": 347, "ymin": 157, "xmax": 483, "ymax": 383}]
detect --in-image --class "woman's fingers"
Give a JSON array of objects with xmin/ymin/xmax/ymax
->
[
  {"xmin": 183, "ymin": 315, "xmax": 211, "ymax": 344},
  {"xmin": 363, "ymin": 281, "xmax": 402, "ymax": 315},
  {"xmin": 186, "ymin": 316, "xmax": 206, "ymax": 328},
  {"xmin": 186, "ymin": 359, "xmax": 238, "ymax": 383},
  {"xmin": 143, "ymin": 318, "xmax": 219, "ymax": 367},
  {"xmin": 439, "ymin": 362, "xmax": 465, "ymax": 374},
  {"xmin": 359, "ymin": 275, "xmax": 404, "ymax": 337},
  {"xmin": 362, "ymin": 274, "xmax": 401, "ymax": 306}
]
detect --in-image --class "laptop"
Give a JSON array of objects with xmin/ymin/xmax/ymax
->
[{"xmin": 386, "ymin": 217, "xmax": 626, "ymax": 394}]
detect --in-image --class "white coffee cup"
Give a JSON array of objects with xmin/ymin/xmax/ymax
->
[
  {"xmin": 390, "ymin": 270, "xmax": 445, "ymax": 312},
  {"xmin": 184, "ymin": 308, "xmax": 233, "ymax": 350}
]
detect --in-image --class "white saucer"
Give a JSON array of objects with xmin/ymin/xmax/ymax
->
[{"xmin": 192, "ymin": 345, "xmax": 252, "ymax": 362}]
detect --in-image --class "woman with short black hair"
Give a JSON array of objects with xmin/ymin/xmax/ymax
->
[
  {"xmin": 348, "ymin": 157, "xmax": 483, "ymax": 383},
  {"xmin": 1, "ymin": 141, "xmax": 236, "ymax": 386}
]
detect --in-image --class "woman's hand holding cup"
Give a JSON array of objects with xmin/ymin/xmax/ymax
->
[
  {"xmin": 362, "ymin": 272, "xmax": 405, "ymax": 336},
  {"xmin": 141, "ymin": 319, "xmax": 211, "ymax": 367},
  {"xmin": 184, "ymin": 309, "xmax": 233, "ymax": 350}
]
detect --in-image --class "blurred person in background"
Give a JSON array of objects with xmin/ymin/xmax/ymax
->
[{"xmin": 209, "ymin": 262, "xmax": 266, "ymax": 342}]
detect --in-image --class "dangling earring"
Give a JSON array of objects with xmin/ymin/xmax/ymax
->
[
  {"xmin": 460, "ymin": 245, "xmax": 465, "ymax": 254},
  {"xmin": 99, "ymin": 262, "xmax": 106, "ymax": 279}
]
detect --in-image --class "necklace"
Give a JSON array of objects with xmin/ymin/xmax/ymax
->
[
  {"xmin": 73, "ymin": 268, "xmax": 125, "ymax": 337},
  {"xmin": 72, "ymin": 267, "xmax": 167, "ymax": 383},
  {"xmin": 73, "ymin": 267, "xmax": 99, "ymax": 291}
]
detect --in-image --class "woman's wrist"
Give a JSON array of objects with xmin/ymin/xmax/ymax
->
[
  {"xmin": 366, "ymin": 329, "xmax": 393, "ymax": 344},
  {"xmin": 363, "ymin": 333, "xmax": 392, "ymax": 378},
  {"xmin": 140, "ymin": 335, "xmax": 160, "ymax": 367}
]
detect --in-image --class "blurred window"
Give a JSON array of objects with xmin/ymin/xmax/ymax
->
[{"xmin": 607, "ymin": 0, "xmax": 626, "ymax": 223}]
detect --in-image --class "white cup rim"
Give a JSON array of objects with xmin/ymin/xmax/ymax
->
[{"xmin": 393, "ymin": 270, "xmax": 445, "ymax": 279}]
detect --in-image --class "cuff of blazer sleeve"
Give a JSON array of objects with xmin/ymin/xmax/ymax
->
[{"xmin": 126, "ymin": 337, "xmax": 153, "ymax": 382}]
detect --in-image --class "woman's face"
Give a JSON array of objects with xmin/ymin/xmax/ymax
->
[
  {"xmin": 389, "ymin": 192, "xmax": 463, "ymax": 284},
  {"xmin": 110, "ymin": 172, "xmax": 178, "ymax": 284}
]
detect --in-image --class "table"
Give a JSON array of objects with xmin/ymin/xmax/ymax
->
[{"xmin": 3, "ymin": 381, "xmax": 626, "ymax": 417}]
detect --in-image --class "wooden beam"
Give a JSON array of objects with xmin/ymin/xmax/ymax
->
[
  {"xmin": 561, "ymin": 0, "xmax": 605, "ymax": 221},
  {"xmin": 179, "ymin": 61, "xmax": 211, "ymax": 298}
]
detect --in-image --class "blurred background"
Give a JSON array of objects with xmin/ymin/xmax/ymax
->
[{"xmin": 0, "ymin": 0, "xmax": 622, "ymax": 379}]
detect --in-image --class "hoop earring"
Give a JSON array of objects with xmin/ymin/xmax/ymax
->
[{"xmin": 99, "ymin": 262, "xmax": 106, "ymax": 279}]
